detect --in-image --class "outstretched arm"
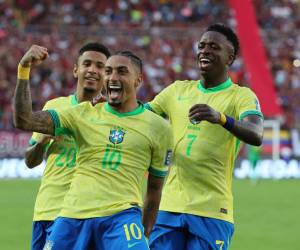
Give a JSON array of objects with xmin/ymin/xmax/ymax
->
[
  {"xmin": 142, "ymin": 174, "xmax": 165, "ymax": 238},
  {"xmin": 189, "ymin": 104, "xmax": 263, "ymax": 146},
  {"xmin": 13, "ymin": 45, "xmax": 55, "ymax": 135}
]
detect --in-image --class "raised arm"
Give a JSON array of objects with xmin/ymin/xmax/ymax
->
[
  {"xmin": 13, "ymin": 45, "xmax": 55, "ymax": 135},
  {"xmin": 189, "ymin": 104, "xmax": 263, "ymax": 146},
  {"xmin": 142, "ymin": 174, "xmax": 165, "ymax": 238}
]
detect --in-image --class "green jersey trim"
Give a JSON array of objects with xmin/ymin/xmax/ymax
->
[
  {"xmin": 198, "ymin": 78, "xmax": 232, "ymax": 93},
  {"xmin": 46, "ymin": 110, "xmax": 73, "ymax": 136},
  {"xmin": 47, "ymin": 110, "xmax": 61, "ymax": 129},
  {"xmin": 104, "ymin": 102, "xmax": 145, "ymax": 117},
  {"xmin": 71, "ymin": 94, "xmax": 79, "ymax": 106},
  {"xmin": 144, "ymin": 103, "xmax": 167, "ymax": 118},
  {"xmin": 235, "ymin": 139, "xmax": 241, "ymax": 156},
  {"xmin": 239, "ymin": 110, "xmax": 264, "ymax": 120},
  {"xmin": 149, "ymin": 166, "xmax": 167, "ymax": 177}
]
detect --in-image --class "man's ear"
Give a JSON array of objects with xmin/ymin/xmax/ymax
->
[
  {"xmin": 73, "ymin": 63, "xmax": 78, "ymax": 78},
  {"xmin": 227, "ymin": 54, "xmax": 235, "ymax": 66},
  {"xmin": 135, "ymin": 74, "xmax": 143, "ymax": 88}
]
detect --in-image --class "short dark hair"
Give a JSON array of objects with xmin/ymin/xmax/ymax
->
[
  {"xmin": 206, "ymin": 23, "xmax": 239, "ymax": 58},
  {"xmin": 78, "ymin": 42, "xmax": 111, "ymax": 59},
  {"xmin": 115, "ymin": 50, "xmax": 143, "ymax": 73}
]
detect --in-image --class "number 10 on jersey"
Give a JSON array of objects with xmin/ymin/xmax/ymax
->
[{"xmin": 101, "ymin": 146, "xmax": 122, "ymax": 170}]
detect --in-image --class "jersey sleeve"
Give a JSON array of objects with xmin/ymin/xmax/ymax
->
[
  {"xmin": 29, "ymin": 101, "xmax": 52, "ymax": 145},
  {"xmin": 236, "ymin": 87, "xmax": 264, "ymax": 120},
  {"xmin": 46, "ymin": 105, "xmax": 81, "ymax": 138},
  {"xmin": 145, "ymin": 82, "xmax": 177, "ymax": 117},
  {"xmin": 149, "ymin": 122, "xmax": 174, "ymax": 177}
]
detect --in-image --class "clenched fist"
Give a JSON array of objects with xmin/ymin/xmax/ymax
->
[{"xmin": 20, "ymin": 45, "xmax": 48, "ymax": 67}]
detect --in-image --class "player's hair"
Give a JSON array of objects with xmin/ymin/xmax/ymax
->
[
  {"xmin": 78, "ymin": 42, "xmax": 111, "ymax": 59},
  {"xmin": 115, "ymin": 50, "xmax": 143, "ymax": 73},
  {"xmin": 206, "ymin": 23, "xmax": 239, "ymax": 58}
]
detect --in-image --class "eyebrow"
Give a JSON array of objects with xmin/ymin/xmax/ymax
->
[{"xmin": 105, "ymin": 65, "xmax": 129, "ymax": 70}]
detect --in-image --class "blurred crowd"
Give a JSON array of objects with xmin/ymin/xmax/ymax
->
[{"xmin": 0, "ymin": 0, "xmax": 299, "ymax": 130}]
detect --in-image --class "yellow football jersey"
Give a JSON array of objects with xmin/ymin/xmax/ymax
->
[
  {"xmin": 30, "ymin": 94, "xmax": 78, "ymax": 221},
  {"xmin": 47, "ymin": 102, "xmax": 173, "ymax": 218},
  {"xmin": 147, "ymin": 78, "xmax": 263, "ymax": 223}
]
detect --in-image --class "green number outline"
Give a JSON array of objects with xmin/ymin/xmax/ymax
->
[
  {"xmin": 186, "ymin": 134, "xmax": 197, "ymax": 156},
  {"xmin": 54, "ymin": 146, "xmax": 76, "ymax": 168},
  {"xmin": 102, "ymin": 147, "xmax": 122, "ymax": 170}
]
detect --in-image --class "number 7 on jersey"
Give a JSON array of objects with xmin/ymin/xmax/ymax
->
[{"xmin": 186, "ymin": 134, "xmax": 197, "ymax": 156}]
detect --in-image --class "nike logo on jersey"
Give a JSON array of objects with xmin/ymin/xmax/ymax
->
[{"xmin": 128, "ymin": 242, "xmax": 141, "ymax": 248}]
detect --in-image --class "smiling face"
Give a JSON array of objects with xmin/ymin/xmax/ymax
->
[
  {"xmin": 104, "ymin": 55, "xmax": 142, "ymax": 108},
  {"xmin": 197, "ymin": 31, "xmax": 234, "ymax": 79},
  {"xmin": 73, "ymin": 51, "xmax": 107, "ymax": 94}
]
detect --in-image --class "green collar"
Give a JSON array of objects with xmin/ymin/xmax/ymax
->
[
  {"xmin": 104, "ymin": 102, "xmax": 145, "ymax": 117},
  {"xmin": 197, "ymin": 78, "xmax": 232, "ymax": 93},
  {"xmin": 71, "ymin": 94, "xmax": 79, "ymax": 106}
]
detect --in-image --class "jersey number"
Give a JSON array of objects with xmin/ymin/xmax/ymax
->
[
  {"xmin": 55, "ymin": 146, "xmax": 76, "ymax": 168},
  {"xmin": 102, "ymin": 147, "xmax": 122, "ymax": 170},
  {"xmin": 123, "ymin": 223, "xmax": 142, "ymax": 241},
  {"xmin": 186, "ymin": 134, "xmax": 197, "ymax": 156}
]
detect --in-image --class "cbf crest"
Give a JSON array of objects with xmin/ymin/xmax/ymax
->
[{"xmin": 109, "ymin": 126, "xmax": 126, "ymax": 144}]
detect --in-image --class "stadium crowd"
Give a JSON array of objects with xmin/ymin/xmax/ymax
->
[{"xmin": 1, "ymin": 0, "xmax": 299, "ymax": 129}]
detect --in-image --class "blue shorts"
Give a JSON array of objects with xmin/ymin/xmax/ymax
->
[
  {"xmin": 31, "ymin": 221, "xmax": 54, "ymax": 250},
  {"xmin": 45, "ymin": 207, "xmax": 149, "ymax": 250},
  {"xmin": 149, "ymin": 211, "xmax": 234, "ymax": 250}
]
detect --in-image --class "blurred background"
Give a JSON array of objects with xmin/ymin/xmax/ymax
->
[{"xmin": 0, "ymin": 0, "xmax": 299, "ymax": 249}]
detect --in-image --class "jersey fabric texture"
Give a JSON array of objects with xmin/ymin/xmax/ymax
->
[
  {"xmin": 45, "ymin": 208, "xmax": 149, "ymax": 250},
  {"xmin": 146, "ymin": 78, "xmax": 263, "ymax": 223},
  {"xmin": 30, "ymin": 94, "xmax": 78, "ymax": 222},
  {"xmin": 47, "ymin": 101, "xmax": 173, "ymax": 219},
  {"xmin": 149, "ymin": 211, "xmax": 234, "ymax": 250}
]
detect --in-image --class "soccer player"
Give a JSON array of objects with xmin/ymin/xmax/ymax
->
[
  {"xmin": 146, "ymin": 23, "xmax": 264, "ymax": 250},
  {"xmin": 14, "ymin": 49, "xmax": 173, "ymax": 249},
  {"xmin": 23, "ymin": 42, "xmax": 111, "ymax": 250}
]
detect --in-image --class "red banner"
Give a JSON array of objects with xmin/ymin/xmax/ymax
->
[{"xmin": 228, "ymin": 0, "xmax": 282, "ymax": 116}]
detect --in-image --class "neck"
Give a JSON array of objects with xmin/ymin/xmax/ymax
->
[
  {"xmin": 109, "ymin": 99, "xmax": 139, "ymax": 113},
  {"xmin": 201, "ymin": 73, "xmax": 229, "ymax": 89},
  {"xmin": 76, "ymin": 87, "xmax": 98, "ymax": 103}
]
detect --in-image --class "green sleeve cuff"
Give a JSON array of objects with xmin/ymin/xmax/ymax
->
[
  {"xmin": 239, "ymin": 110, "xmax": 264, "ymax": 120},
  {"xmin": 46, "ymin": 109, "xmax": 73, "ymax": 136},
  {"xmin": 46, "ymin": 109, "xmax": 61, "ymax": 129},
  {"xmin": 148, "ymin": 166, "xmax": 167, "ymax": 177},
  {"xmin": 29, "ymin": 138, "xmax": 37, "ymax": 146}
]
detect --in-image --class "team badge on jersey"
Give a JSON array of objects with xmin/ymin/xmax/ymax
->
[{"xmin": 109, "ymin": 127, "xmax": 126, "ymax": 144}]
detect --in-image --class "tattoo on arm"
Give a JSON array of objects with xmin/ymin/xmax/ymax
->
[{"xmin": 14, "ymin": 79, "xmax": 55, "ymax": 135}]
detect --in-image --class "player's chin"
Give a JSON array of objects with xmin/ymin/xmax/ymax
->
[
  {"xmin": 108, "ymin": 99, "xmax": 122, "ymax": 107},
  {"xmin": 83, "ymin": 85, "xmax": 98, "ymax": 93}
]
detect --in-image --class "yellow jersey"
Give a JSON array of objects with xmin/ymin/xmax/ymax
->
[
  {"xmin": 47, "ymin": 102, "xmax": 173, "ymax": 218},
  {"xmin": 147, "ymin": 78, "xmax": 263, "ymax": 223}
]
